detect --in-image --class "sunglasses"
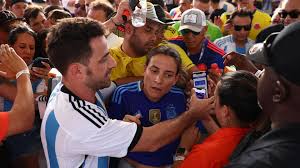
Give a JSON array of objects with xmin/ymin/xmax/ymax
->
[
  {"xmin": 180, "ymin": 29, "xmax": 201, "ymax": 36},
  {"xmin": 278, "ymin": 10, "xmax": 300, "ymax": 19},
  {"xmin": 233, "ymin": 24, "xmax": 251, "ymax": 31}
]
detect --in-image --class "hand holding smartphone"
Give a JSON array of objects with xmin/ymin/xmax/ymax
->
[{"xmin": 32, "ymin": 57, "xmax": 52, "ymax": 68}]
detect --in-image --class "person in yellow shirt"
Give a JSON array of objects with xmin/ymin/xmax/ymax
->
[
  {"xmin": 219, "ymin": 0, "xmax": 271, "ymax": 40},
  {"xmin": 110, "ymin": 2, "xmax": 197, "ymax": 85}
]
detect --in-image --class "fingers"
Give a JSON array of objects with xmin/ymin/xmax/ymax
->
[
  {"xmin": 207, "ymin": 96, "xmax": 215, "ymax": 104},
  {"xmin": 223, "ymin": 52, "xmax": 238, "ymax": 66},
  {"xmin": 41, "ymin": 62, "xmax": 52, "ymax": 70},
  {"xmin": 115, "ymin": 0, "xmax": 132, "ymax": 23},
  {"xmin": 0, "ymin": 44, "xmax": 10, "ymax": 61},
  {"xmin": 0, "ymin": 44, "xmax": 28, "ymax": 75},
  {"xmin": 0, "ymin": 71, "xmax": 8, "ymax": 78},
  {"xmin": 135, "ymin": 113, "xmax": 142, "ymax": 119},
  {"xmin": 190, "ymin": 87, "xmax": 196, "ymax": 96},
  {"xmin": 32, "ymin": 67, "xmax": 50, "ymax": 74},
  {"xmin": 31, "ymin": 67, "xmax": 50, "ymax": 79},
  {"xmin": 123, "ymin": 114, "xmax": 141, "ymax": 125}
]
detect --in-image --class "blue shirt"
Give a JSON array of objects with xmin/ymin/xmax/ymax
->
[
  {"xmin": 169, "ymin": 37, "xmax": 225, "ymax": 69},
  {"xmin": 108, "ymin": 81, "xmax": 186, "ymax": 166},
  {"xmin": 236, "ymin": 46, "xmax": 246, "ymax": 55}
]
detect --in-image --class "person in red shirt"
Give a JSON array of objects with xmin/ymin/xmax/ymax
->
[
  {"xmin": 0, "ymin": 44, "xmax": 34, "ymax": 141},
  {"xmin": 174, "ymin": 70, "xmax": 262, "ymax": 168}
]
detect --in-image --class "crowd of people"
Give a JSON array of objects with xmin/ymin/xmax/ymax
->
[{"xmin": 0, "ymin": 0, "xmax": 300, "ymax": 167}]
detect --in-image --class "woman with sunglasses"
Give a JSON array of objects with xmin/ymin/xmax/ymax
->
[{"xmin": 214, "ymin": 9, "xmax": 255, "ymax": 55}]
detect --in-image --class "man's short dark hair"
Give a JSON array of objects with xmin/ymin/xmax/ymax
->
[
  {"xmin": 24, "ymin": 5, "xmax": 43, "ymax": 24},
  {"xmin": 228, "ymin": 9, "xmax": 253, "ymax": 24},
  {"xmin": 211, "ymin": 0, "xmax": 220, "ymax": 3},
  {"xmin": 47, "ymin": 18, "xmax": 105, "ymax": 75},
  {"xmin": 194, "ymin": 0, "xmax": 209, "ymax": 4},
  {"xmin": 146, "ymin": 45, "xmax": 182, "ymax": 74},
  {"xmin": 0, "ymin": 10, "xmax": 17, "ymax": 27},
  {"xmin": 48, "ymin": 9, "xmax": 71, "ymax": 22},
  {"xmin": 90, "ymin": 1, "xmax": 114, "ymax": 20},
  {"xmin": 217, "ymin": 70, "xmax": 262, "ymax": 124}
]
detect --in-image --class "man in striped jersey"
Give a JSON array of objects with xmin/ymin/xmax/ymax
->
[{"xmin": 41, "ymin": 10, "xmax": 214, "ymax": 168}]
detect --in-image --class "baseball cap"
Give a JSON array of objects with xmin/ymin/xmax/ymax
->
[
  {"xmin": 178, "ymin": 8, "xmax": 207, "ymax": 33},
  {"xmin": 145, "ymin": 2, "xmax": 165, "ymax": 24},
  {"xmin": 0, "ymin": 10, "xmax": 17, "ymax": 26},
  {"xmin": 247, "ymin": 22, "xmax": 300, "ymax": 86}
]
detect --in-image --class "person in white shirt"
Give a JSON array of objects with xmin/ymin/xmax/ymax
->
[
  {"xmin": 214, "ymin": 9, "xmax": 254, "ymax": 54},
  {"xmin": 41, "ymin": 3, "xmax": 215, "ymax": 167}
]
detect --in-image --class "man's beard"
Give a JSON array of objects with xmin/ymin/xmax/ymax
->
[
  {"xmin": 128, "ymin": 30, "xmax": 154, "ymax": 56},
  {"xmin": 85, "ymin": 67, "xmax": 111, "ymax": 91}
]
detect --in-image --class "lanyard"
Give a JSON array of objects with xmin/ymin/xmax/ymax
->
[{"xmin": 187, "ymin": 41, "xmax": 206, "ymax": 64}]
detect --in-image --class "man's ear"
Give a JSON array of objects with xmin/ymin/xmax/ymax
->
[
  {"xmin": 203, "ymin": 26, "xmax": 208, "ymax": 33},
  {"xmin": 223, "ymin": 105, "xmax": 231, "ymax": 118},
  {"xmin": 272, "ymin": 80, "xmax": 288, "ymax": 103},
  {"xmin": 68, "ymin": 63, "xmax": 85, "ymax": 80}
]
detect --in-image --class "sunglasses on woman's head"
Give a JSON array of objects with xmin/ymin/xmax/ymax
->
[
  {"xmin": 233, "ymin": 24, "xmax": 251, "ymax": 31},
  {"xmin": 278, "ymin": 10, "xmax": 300, "ymax": 19}
]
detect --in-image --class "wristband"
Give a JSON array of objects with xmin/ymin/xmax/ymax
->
[{"xmin": 16, "ymin": 69, "xmax": 30, "ymax": 79}]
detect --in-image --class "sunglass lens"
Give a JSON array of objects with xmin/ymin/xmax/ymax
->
[
  {"xmin": 234, "ymin": 25, "xmax": 242, "ymax": 31},
  {"xmin": 244, "ymin": 25, "xmax": 251, "ymax": 31},
  {"xmin": 192, "ymin": 31, "xmax": 201, "ymax": 35},
  {"xmin": 180, "ymin": 29, "xmax": 200, "ymax": 35},
  {"xmin": 180, "ymin": 29, "xmax": 188, "ymax": 35}
]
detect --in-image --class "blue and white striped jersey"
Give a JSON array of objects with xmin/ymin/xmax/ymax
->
[
  {"xmin": 41, "ymin": 83, "xmax": 141, "ymax": 168},
  {"xmin": 214, "ymin": 35, "xmax": 255, "ymax": 55}
]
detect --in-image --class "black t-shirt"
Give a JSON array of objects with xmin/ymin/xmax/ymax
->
[{"xmin": 225, "ymin": 124, "xmax": 300, "ymax": 168}]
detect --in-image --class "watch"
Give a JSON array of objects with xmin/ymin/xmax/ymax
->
[
  {"xmin": 174, "ymin": 147, "xmax": 187, "ymax": 161},
  {"xmin": 176, "ymin": 147, "xmax": 187, "ymax": 156}
]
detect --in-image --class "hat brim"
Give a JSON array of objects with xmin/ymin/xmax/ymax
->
[
  {"xmin": 246, "ymin": 33, "xmax": 279, "ymax": 65},
  {"xmin": 246, "ymin": 43, "xmax": 270, "ymax": 65},
  {"xmin": 178, "ymin": 25, "xmax": 203, "ymax": 33},
  {"xmin": 162, "ymin": 18, "xmax": 175, "ymax": 25},
  {"xmin": 147, "ymin": 17, "xmax": 166, "ymax": 25}
]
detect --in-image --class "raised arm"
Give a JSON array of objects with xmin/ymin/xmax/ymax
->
[{"xmin": 0, "ymin": 44, "xmax": 34, "ymax": 136}]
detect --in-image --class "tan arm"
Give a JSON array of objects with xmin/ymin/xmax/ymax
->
[
  {"xmin": 131, "ymin": 93, "xmax": 215, "ymax": 152},
  {"xmin": 0, "ymin": 44, "xmax": 34, "ymax": 136}
]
